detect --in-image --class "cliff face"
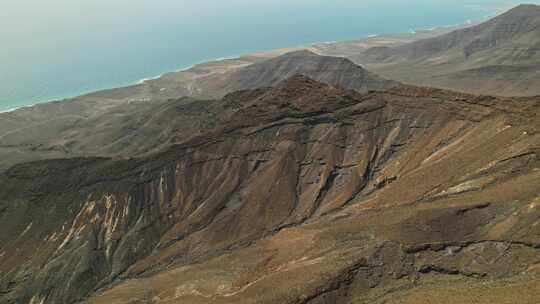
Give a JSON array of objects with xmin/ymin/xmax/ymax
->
[
  {"xmin": 1, "ymin": 76, "xmax": 539, "ymax": 303},
  {"xmin": 355, "ymin": 4, "xmax": 540, "ymax": 96}
]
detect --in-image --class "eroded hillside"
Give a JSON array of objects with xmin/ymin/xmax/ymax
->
[{"xmin": 0, "ymin": 76, "xmax": 539, "ymax": 303}]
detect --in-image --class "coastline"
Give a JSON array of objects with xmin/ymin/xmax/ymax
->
[
  {"xmin": 0, "ymin": 16, "xmax": 488, "ymax": 114},
  {"xmin": 0, "ymin": 108, "xmax": 18, "ymax": 114}
]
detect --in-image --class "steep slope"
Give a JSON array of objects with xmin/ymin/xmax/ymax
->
[
  {"xmin": 1, "ymin": 76, "xmax": 539, "ymax": 304},
  {"xmin": 355, "ymin": 4, "xmax": 540, "ymax": 96}
]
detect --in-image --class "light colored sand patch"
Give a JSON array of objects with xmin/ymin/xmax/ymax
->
[
  {"xmin": 46, "ymin": 231, "xmax": 59, "ymax": 242},
  {"xmin": 424, "ymin": 56, "xmax": 450, "ymax": 65},
  {"xmin": 422, "ymin": 135, "xmax": 467, "ymax": 165},
  {"xmin": 434, "ymin": 176, "xmax": 496, "ymax": 198},
  {"xmin": 19, "ymin": 222, "xmax": 33, "ymax": 238},
  {"xmin": 528, "ymin": 197, "xmax": 540, "ymax": 212},
  {"xmin": 174, "ymin": 282, "xmax": 210, "ymax": 298},
  {"xmin": 104, "ymin": 194, "xmax": 119, "ymax": 243},
  {"xmin": 28, "ymin": 295, "xmax": 45, "ymax": 304},
  {"xmin": 84, "ymin": 201, "xmax": 96, "ymax": 215}
]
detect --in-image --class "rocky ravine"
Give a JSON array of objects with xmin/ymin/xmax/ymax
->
[{"xmin": 0, "ymin": 76, "xmax": 539, "ymax": 303}]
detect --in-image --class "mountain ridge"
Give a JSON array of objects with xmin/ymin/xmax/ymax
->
[
  {"xmin": 1, "ymin": 76, "xmax": 539, "ymax": 303},
  {"xmin": 355, "ymin": 4, "xmax": 540, "ymax": 96},
  {"xmin": 200, "ymin": 50, "xmax": 399, "ymax": 96}
]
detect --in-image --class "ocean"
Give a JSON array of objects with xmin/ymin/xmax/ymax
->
[{"xmin": 1, "ymin": 0, "xmax": 537, "ymax": 111}]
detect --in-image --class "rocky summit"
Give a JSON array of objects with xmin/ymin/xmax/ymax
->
[{"xmin": 1, "ymin": 75, "xmax": 539, "ymax": 303}]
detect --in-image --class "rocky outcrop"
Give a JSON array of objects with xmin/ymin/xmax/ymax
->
[{"xmin": 0, "ymin": 76, "xmax": 539, "ymax": 303}]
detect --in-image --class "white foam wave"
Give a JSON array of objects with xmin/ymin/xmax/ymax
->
[
  {"xmin": 137, "ymin": 75, "xmax": 161, "ymax": 84},
  {"xmin": 0, "ymin": 107, "xmax": 18, "ymax": 113}
]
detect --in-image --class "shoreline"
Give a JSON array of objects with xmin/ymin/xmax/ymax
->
[
  {"xmin": 0, "ymin": 107, "xmax": 18, "ymax": 114},
  {"xmin": 0, "ymin": 15, "xmax": 490, "ymax": 114}
]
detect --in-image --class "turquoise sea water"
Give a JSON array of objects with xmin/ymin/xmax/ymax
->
[{"xmin": 1, "ymin": 0, "xmax": 538, "ymax": 111}]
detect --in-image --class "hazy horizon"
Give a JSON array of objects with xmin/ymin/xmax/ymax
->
[{"xmin": 1, "ymin": 0, "xmax": 539, "ymax": 111}]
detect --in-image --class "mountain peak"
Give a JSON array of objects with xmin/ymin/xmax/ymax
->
[
  {"xmin": 498, "ymin": 3, "xmax": 540, "ymax": 18},
  {"xmin": 243, "ymin": 74, "xmax": 346, "ymax": 106},
  {"xmin": 219, "ymin": 50, "xmax": 398, "ymax": 94},
  {"xmin": 511, "ymin": 3, "xmax": 540, "ymax": 10}
]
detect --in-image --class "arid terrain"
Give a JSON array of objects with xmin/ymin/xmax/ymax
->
[
  {"xmin": 0, "ymin": 18, "xmax": 467, "ymax": 172},
  {"xmin": 354, "ymin": 4, "xmax": 540, "ymax": 96},
  {"xmin": 1, "ymin": 75, "xmax": 539, "ymax": 304},
  {"xmin": 0, "ymin": 4, "xmax": 539, "ymax": 304}
]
